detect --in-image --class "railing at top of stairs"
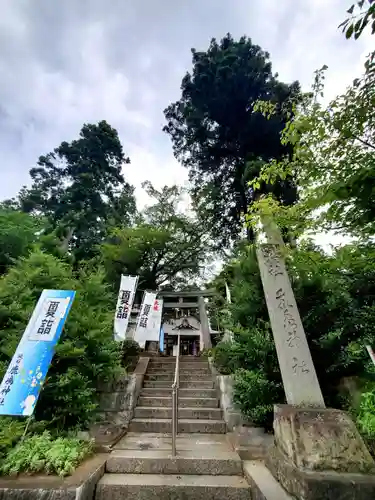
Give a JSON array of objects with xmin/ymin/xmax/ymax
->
[{"xmin": 171, "ymin": 333, "xmax": 180, "ymax": 457}]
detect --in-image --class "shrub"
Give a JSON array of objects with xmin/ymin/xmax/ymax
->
[
  {"xmin": 121, "ymin": 338, "xmax": 141, "ymax": 370},
  {"xmin": 358, "ymin": 390, "xmax": 375, "ymax": 435},
  {"xmin": 0, "ymin": 418, "xmax": 26, "ymax": 460},
  {"xmin": 0, "ymin": 251, "xmax": 123, "ymax": 430},
  {"xmin": 211, "ymin": 324, "xmax": 284, "ymax": 428},
  {"xmin": 0, "ymin": 431, "xmax": 93, "ymax": 477},
  {"xmin": 0, "ymin": 209, "xmax": 41, "ymax": 275},
  {"xmin": 233, "ymin": 369, "xmax": 284, "ymax": 429},
  {"xmin": 212, "ymin": 323, "xmax": 279, "ymax": 376},
  {"xmin": 210, "ymin": 243, "xmax": 375, "ymax": 430},
  {"xmin": 357, "ymin": 387, "xmax": 375, "ymax": 455},
  {"xmin": 211, "ymin": 342, "xmax": 238, "ymax": 375},
  {"xmin": 199, "ymin": 348, "xmax": 212, "ymax": 358}
]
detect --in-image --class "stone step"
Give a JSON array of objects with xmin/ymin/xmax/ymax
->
[
  {"xmin": 134, "ymin": 407, "xmax": 222, "ymax": 420},
  {"xmin": 146, "ymin": 368, "xmax": 210, "ymax": 373},
  {"xmin": 96, "ymin": 473, "xmax": 250, "ymax": 500},
  {"xmin": 106, "ymin": 449, "xmax": 242, "ymax": 475},
  {"xmin": 147, "ymin": 368, "xmax": 211, "ymax": 375},
  {"xmin": 148, "ymin": 361, "xmax": 209, "ymax": 367},
  {"xmin": 141, "ymin": 388, "xmax": 217, "ymax": 398},
  {"xmin": 144, "ymin": 373, "xmax": 213, "ymax": 381},
  {"xmin": 129, "ymin": 418, "xmax": 226, "ymax": 434},
  {"xmin": 138, "ymin": 396, "xmax": 218, "ymax": 408},
  {"xmin": 243, "ymin": 461, "xmax": 293, "ymax": 499},
  {"xmin": 115, "ymin": 433, "xmax": 234, "ymax": 452},
  {"xmin": 148, "ymin": 358, "xmax": 209, "ymax": 364},
  {"xmin": 143, "ymin": 380, "xmax": 215, "ymax": 389}
]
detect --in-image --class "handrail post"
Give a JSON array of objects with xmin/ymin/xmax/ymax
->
[
  {"xmin": 171, "ymin": 333, "xmax": 180, "ymax": 457},
  {"xmin": 172, "ymin": 383, "xmax": 177, "ymax": 456},
  {"xmin": 176, "ymin": 333, "xmax": 180, "ymax": 434}
]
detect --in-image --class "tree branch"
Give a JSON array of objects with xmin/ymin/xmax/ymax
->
[{"xmin": 352, "ymin": 133, "xmax": 375, "ymax": 151}]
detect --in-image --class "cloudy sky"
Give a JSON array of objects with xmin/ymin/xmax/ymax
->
[{"xmin": 0, "ymin": 0, "xmax": 372, "ymax": 209}]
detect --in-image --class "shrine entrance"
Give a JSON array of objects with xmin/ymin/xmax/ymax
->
[
  {"xmin": 180, "ymin": 335, "xmax": 200, "ymax": 356},
  {"xmin": 164, "ymin": 334, "xmax": 200, "ymax": 356}
]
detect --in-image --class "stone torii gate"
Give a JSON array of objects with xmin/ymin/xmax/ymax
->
[{"xmin": 157, "ymin": 289, "xmax": 216, "ymax": 349}]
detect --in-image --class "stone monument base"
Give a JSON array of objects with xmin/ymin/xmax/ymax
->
[{"xmin": 266, "ymin": 404, "xmax": 375, "ymax": 500}]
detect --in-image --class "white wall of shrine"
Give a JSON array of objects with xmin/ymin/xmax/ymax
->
[{"xmin": 163, "ymin": 316, "xmax": 204, "ymax": 351}]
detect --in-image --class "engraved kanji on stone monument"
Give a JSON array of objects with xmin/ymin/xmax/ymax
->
[{"xmin": 256, "ymin": 242, "xmax": 325, "ymax": 407}]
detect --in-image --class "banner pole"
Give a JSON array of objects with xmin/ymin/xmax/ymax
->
[
  {"xmin": 21, "ymin": 415, "xmax": 33, "ymax": 442},
  {"xmin": 366, "ymin": 345, "xmax": 375, "ymax": 367}
]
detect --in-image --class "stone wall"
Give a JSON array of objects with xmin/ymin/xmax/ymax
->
[
  {"xmin": 208, "ymin": 357, "xmax": 273, "ymax": 460},
  {"xmin": 90, "ymin": 358, "xmax": 149, "ymax": 449}
]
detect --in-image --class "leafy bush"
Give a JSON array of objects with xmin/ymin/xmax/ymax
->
[
  {"xmin": 209, "ymin": 243, "xmax": 375, "ymax": 428},
  {"xmin": 233, "ymin": 369, "xmax": 284, "ymax": 429},
  {"xmin": 0, "ymin": 251, "xmax": 123, "ymax": 430},
  {"xmin": 199, "ymin": 348, "xmax": 212, "ymax": 358},
  {"xmin": 357, "ymin": 388, "xmax": 375, "ymax": 455},
  {"xmin": 0, "ymin": 209, "xmax": 42, "ymax": 275},
  {"xmin": 211, "ymin": 325, "xmax": 284, "ymax": 428},
  {"xmin": 121, "ymin": 338, "xmax": 141, "ymax": 370},
  {"xmin": 358, "ymin": 390, "xmax": 375, "ymax": 435},
  {"xmin": 212, "ymin": 322, "xmax": 279, "ymax": 376},
  {"xmin": 0, "ymin": 418, "xmax": 26, "ymax": 459},
  {"xmin": 211, "ymin": 342, "xmax": 238, "ymax": 375},
  {"xmin": 0, "ymin": 431, "xmax": 93, "ymax": 477}
]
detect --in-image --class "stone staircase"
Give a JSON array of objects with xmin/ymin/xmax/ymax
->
[
  {"xmin": 129, "ymin": 356, "xmax": 226, "ymax": 434},
  {"xmin": 95, "ymin": 356, "xmax": 290, "ymax": 499}
]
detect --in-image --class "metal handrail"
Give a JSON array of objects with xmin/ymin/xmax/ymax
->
[{"xmin": 171, "ymin": 333, "xmax": 180, "ymax": 456}]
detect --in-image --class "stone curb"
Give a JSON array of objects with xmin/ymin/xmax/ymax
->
[{"xmin": 0, "ymin": 454, "xmax": 107, "ymax": 500}]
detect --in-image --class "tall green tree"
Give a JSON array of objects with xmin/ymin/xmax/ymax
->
[
  {"xmin": 163, "ymin": 34, "xmax": 301, "ymax": 248},
  {"xmin": 249, "ymin": 49, "xmax": 375, "ymax": 239},
  {"xmin": 101, "ymin": 183, "xmax": 211, "ymax": 291},
  {"xmin": 19, "ymin": 121, "xmax": 136, "ymax": 262},
  {"xmin": 0, "ymin": 209, "xmax": 42, "ymax": 275}
]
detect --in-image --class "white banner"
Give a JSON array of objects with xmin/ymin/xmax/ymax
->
[
  {"xmin": 114, "ymin": 275, "xmax": 138, "ymax": 341},
  {"xmin": 134, "ymin": 292, "xmax": 163, "ymax": 348},
  {"xmin": 225, "ymin": 281, "xmax": 232, "ymax": 304},
  {"xmin": 366, "ymin": 345, "xmax": 375, "ymax": 367}
]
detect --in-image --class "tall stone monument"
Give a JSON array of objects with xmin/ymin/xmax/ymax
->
[
  {"xmin": 198, "ymin": 296, "xmax": 212, "ymax": 349},
  {"xmin": 256, "ymin": 220, "xmax": 375, "ymax": 500},
  {"xmin": 256, "ymin": 242, "xmax": 324, "ymax": 407}
]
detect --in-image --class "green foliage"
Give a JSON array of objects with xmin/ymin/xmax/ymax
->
[
  {"xmin": 101, "ymin": 183, "xmax": 211, "ymax": 291},
  {"xmin": 163, "ymin": 33, "xmax": 300, "ymax": 248},
  {"xmin": 0, "ymin": 418, "xmax": 26, "ymax": 459},
  {"xmin": 18, "ymin": 121, "xmax": 136, "ymax": 262},
  {"xmin": 233, "ymin": 369, "xmax": 282, "ymax": 429},
  {"xmin": 213, "ymin": 323, "xmax": 279, "ymax": 377},
  {"xmin": 0, "ymin": 210, "xmax": 42, "ymax": 275},
  {"xmin": 248, "ymin": 49, "xmax": 375, "ymax": 239},
  {"xmin": 199, "ymin": 348, "xmax": 212, "ymax": 358},
  {"xmin": 0, "ymin": 250, "xmax": 123, "ymax": 430},
  {"xmin": 211, "ymin": 322, "xmax": 283, "ymax": 426},
  {"xmin": 0, "ymin": 431, "xmax": 93, "ymax": 477},
  {"xmin": 340, "ymin": 1, "xmax": 375, "ymax": 39},
  {"xmin": 211, "ymin": 342, "xmax": 238, "ymax": 375},
  {"xmin": 356, "ymin": 386, "xmax": 375, "ymax": 456},
  {"xmin": 210, "ymin": 242, "xmax": 375, "ymax": 427},
  {"xmin": 121, "ymin": 339, "xmax": 141, "ymax": 370},
  {"xmin": 357, "ymin": 389, "xmax": 375, "ymax": 437}
]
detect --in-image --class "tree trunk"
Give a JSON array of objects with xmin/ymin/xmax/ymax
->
[{"xmin": 60, "ymin": 227, "xmax": 74, "ymax": 253}]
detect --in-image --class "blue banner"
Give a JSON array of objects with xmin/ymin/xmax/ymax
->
[
  {"xmin": 0, "ymin": 289, "xmax": 75, "ymax": 416},
  {"xmin": 159, "ymin": 326, "xmax": 164, "ymax": 353}
]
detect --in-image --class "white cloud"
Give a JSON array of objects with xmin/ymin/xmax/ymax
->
[{"xmin": 0, "ymin": 0, "xmax": 371, "ymax": 254}]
